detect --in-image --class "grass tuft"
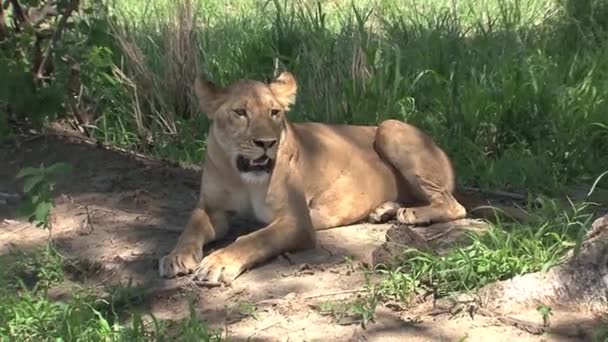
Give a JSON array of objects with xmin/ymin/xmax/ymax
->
[
  {"xmin": 0, "ymin": 247, "xmax": 222, "ymax": 341},
  {"xmin": 372, "ymin": 198, "xmax": 595, "ymax": 303}
]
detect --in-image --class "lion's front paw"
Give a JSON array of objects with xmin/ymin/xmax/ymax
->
[
  {"xmin": 192, "ymin": 247, "xmax": 246, "ymax": 283},
  {"xmin": 159, "ymin": 244, "xmax": 202, "ymax": 278}
]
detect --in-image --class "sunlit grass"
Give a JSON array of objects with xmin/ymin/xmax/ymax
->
[
  {"xmin": 0, "ymin": 247, "xmax": 223, "ymax": 341},
  {"xmin": 79, "ymin": 0, "xmax": 608, "ymax": 193},
  {"xmin": 371, "ymin": 198, "xmax": 595, "ymax": 302}
]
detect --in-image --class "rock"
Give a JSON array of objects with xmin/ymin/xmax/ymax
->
[
  {"xmin": 478, "ymin": 213, "xmax": 608, "ymax": 314},
  {"xmin": 370, "ymin": 219, "xmax": 490, "ymax": 267}
]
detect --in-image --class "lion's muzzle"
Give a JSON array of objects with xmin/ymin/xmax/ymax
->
[{"xmin": 236, "ymin": 155, "xmax": 275, "ymax": 173}]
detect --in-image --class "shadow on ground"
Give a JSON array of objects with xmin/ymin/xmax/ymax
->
[{"xmin": 1, "ymin": 135, "xmax": 604, "ymax": 341}]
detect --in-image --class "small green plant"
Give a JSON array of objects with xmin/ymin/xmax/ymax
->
[
  {"xmin": 99, "ymin": 279, "xmax": 147, "ymax": 322},
  {"xmin": 343, "ymin": 255, "xmax": 357, "ymax": 273},
  {"xmin": 349, "ymin": 294, "xmax": 379, "ymax": 329},
  {"xmin": 315, "ymin": 292, "xmax": 378, "ymax": 329},
  {"xmin": 316, "ymin": 299, "xmax": 358, "ymax": 324},
  {"xmin": 176, "ymin": 299, "xmax": 224, "ymax": 341},
  {"xmin": 234, "ymin": 301, "xmax": 259, "ymax": 320},
  {"xmin": 536, "ymin": 304, "xmax": 553, "ymax": 327},
  {"xmin": 3, "ymin": 245, "xmax": 65, "ymax": 289},
  {"xmin": 16, "ymin": 162, "xmax": 73, "ymax": 232},
  {"xmin": 224, "ymin": 300, "xmax": 259, "ymax": 324}
]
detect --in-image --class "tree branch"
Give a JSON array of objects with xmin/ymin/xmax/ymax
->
[
  {"xmin": 35, "ymin": 0, "xmax": 78, "ymax": 80},
  {"xmin": 9, "ymin": 0, "xmax": 26, "ymax": 31},
  {"xmin": 28, "ymin": 1, "xmax": 58, "ymax": 27},
  {"xmin": 0, "ymin": 0, "xmax": 7, "ymax": 40}
]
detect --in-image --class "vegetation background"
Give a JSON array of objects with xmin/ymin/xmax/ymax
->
[
  {"xmin": 2, "ymin": 0, "xmax": 608, "ymax": 192},
  {"xmin": 1, "ymin": 0, "xmax": 608, "ymax": 340}
]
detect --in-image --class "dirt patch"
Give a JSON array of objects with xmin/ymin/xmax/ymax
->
[{"xmin": 0, "ymin": 135, "xmax": 603, "ymax": 341}]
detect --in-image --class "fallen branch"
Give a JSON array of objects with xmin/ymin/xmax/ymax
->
[
  {"xmin": 424, "ymin": 297, "xmax": 546, "ymax": 335},
  {"xmin": 35, "ymin": 0, "xmax": 78, "ymax": 80},
  {"xmin": 42, "ymin": 123, "xmax": 190, "ymax": 169},
  {"xmin": 0, "ymin": 192, "xmax": 20, "ymax": 206},
  {"xmin": 303, "ymin": 289, "xmax": 365, "ymax": 299},
  {"xmin": 468, "ymin": 204, "xmax": 531, "ymax": 223},
  {"xmin": 246, "ymin": 321, "xmax": 281, "ymax": 339},
  {"xmin": 254, "ymin": 289, "xmax": 366, "ymax": 306},
  {"xmin": 192, "ymin": 280, "xmax": 222, "ymax": 288},
  {"xmin": 476, "ymin": 307, "xmax": 545, "ymax": 335},
  {"xmin": 459, "ymin": 186, "xmax": 539, "ymax": 204}
]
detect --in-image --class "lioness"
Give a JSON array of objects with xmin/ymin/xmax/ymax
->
[{"xmin": 159, "ymin": 72, "xmax": 466, "ymax": 282}]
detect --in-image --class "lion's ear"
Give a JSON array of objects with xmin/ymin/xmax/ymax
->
[
  {"xmin": 193, "ymin": 78, "xmax": 225, "ymax": 119},
  {"xmin": 269, "ymin": 71, "xmax": 297, "ymax": 109}
]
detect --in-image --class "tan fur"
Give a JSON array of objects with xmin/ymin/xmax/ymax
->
[{"xmin": 159, "ymin": 72, "xmax": 466, "ymax": 282}]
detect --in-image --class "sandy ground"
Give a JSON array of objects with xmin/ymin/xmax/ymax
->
[{"xmin": 0, "ymin": 135, "xmax": 603, "ymax": 341}]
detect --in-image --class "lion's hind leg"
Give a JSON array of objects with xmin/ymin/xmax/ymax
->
[
  {"xmin": 368, "ymin": 201, "xmax": 400, "ymax": 223},
  {"xmin": 371, "ymin": 120, "xmax": 466, "ymax": 225},
  {"xmin": 393, "ymin": 176, "xmax": 466, "ymax": 225}
]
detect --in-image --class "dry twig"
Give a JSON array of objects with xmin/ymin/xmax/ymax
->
[{"xmin": 36, "ymin": 0, "xmax": 79, "ymax": 80}]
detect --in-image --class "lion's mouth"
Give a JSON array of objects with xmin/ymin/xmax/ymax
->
[{"xmin": 236, "ymin": 155, "xmax": 275, "ymax": 173}]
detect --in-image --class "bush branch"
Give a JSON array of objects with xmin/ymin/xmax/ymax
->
[{"xmin": 35, "ymin": 0, "xmax": 78, "ymax": 80}]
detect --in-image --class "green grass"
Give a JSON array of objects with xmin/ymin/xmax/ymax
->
[
  {"xmin": 73, "ymin": 0, "xmax": 608, "ymax": 193},
  {"xmin": 0, "ymin": 247, "xmax": 223, "ymax": 341},
  {"xmin": 370, "ymin": 198, "xmax": 595, "ymax": 303},
  {"xmin": 315, "ymin": 197, "xmax": 598, "ymax": 324},
  {"xmin": 2, "ymin": 245, "xmax": 66, "ymax": 290},
  {"xmin": 2, "ymin": 0, "xmax": 608, "ymax": 337}
]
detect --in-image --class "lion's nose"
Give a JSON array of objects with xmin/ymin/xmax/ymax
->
[{"xmin": 253, "ymin": 139, "xmax": 277, "ymax": 149}]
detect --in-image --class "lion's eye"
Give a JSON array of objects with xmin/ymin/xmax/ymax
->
[
  {"xmin": 270, "ymin": 109, "xmax": 281, "ymax": 118},
  {"xmin": 233, "ymin": 109, "xmax": 247, "ymax": 117}
]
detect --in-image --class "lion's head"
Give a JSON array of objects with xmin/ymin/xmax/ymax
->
[{"xmin": 193, "ymin": 72, "xmax": 298, "ymax": 184}]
